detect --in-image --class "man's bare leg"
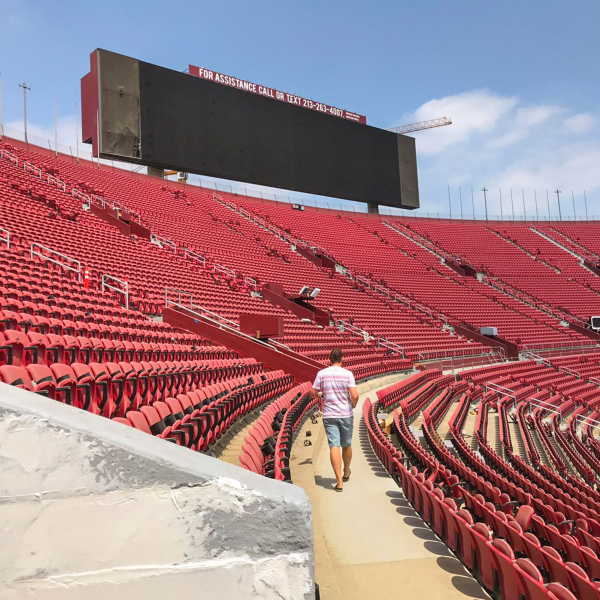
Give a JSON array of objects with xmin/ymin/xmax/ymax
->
[
  {"xmin": 330, "ymin": 446, "xmax": 343, "ymax": 488},
  {"xmin": 342, "ymin": 446, "xmax": 352, "ymax": 479}
]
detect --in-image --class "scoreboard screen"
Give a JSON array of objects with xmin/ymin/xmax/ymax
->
[{"xmin": 82, "ymin": 49, "xmax": 419, "ymax": 209}]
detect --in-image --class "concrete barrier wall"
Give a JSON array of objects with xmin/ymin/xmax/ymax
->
[{"xmin": 0, "ymin": 384, "xmax": 314, "ymax": 600}]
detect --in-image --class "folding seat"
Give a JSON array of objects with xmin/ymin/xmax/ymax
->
[
  {"xmin": 70, "ymin": 363, "xmax": 101, "ymax": 414},
  {"xmin": 565, "ymin": 561, "xmax": 600, "ymax": 599},
  {"xmin": 0, "ymin": 365, "xmax": 34, "ymax": 391},
  {"xmin": 112, "ymin": 417, "xmax": 132, "ymax": 427},
  {"xmin": 164, "ymin": 396, "xmax": 202, "ymax": 449},
  {"xmin": 73, "ymin": 321, "xmax": 90, "ymax": 337},
  {"xmin": 4, "ymin": 330, "xmax": 41, "ymax": 366},
  {"xmin": 540, "ymin": 546, "xmax": 572, "ymax": 588},
  {"xmin": 149, "ymin": 401, "xmax": 195, "ymax": 448},
  {"xmin": 26, "ymin": 364, "xmax": 58, "ymax": 399},
  {"xmin": 515, "ymin": 558, "xmax": 577, "ymax": 600},
  {"xmin": 468, "ymin": 522, "xmax": 496, "ymax": 592},
  {"xmin": 487, "ymin": 537, "xmax": 522, "ymax": 600},
  {"xmin": 99, "ymin": 338, "xmax": 116, "ymax": 362},
  {"xmin": 49, "ymin": 364, "xmax": 77, "ymax": 406},
  {"xmin": 136, "ymin": 405, "xmax": 180, "ymax": 445},
  {"xmin": 152, "ymin": 361, "xmax": 168, "ymax": 401},
  {"xmin": 125, "ymin": 409, "xmax": 177, "ymax": 444},
  {"xmin": 75, "ymin": 336, "xmax": 93, "ymax": 364}
]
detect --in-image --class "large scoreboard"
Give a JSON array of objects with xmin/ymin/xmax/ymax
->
[{"xmin": 81, "ymin": 49, "xmax": 419, "ymax": 209}]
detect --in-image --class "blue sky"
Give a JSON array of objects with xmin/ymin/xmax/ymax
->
[{"xmin": 1, "ymin": 0, "xmax": 599, "ymax": 218}]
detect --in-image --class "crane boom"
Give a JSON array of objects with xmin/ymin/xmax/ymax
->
[{"xmin": 389, "ymin": 117, "xmax": 452, "ymax": 134}]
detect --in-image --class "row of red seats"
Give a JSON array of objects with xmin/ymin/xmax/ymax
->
[
  {"xmin": 363, "ymin": 394, "xmax": 579, "ymax": 599},
  {"xmin": 115, "ymin": 371, "xmax": 294, "ymax": 452},
  {"xmin": 239, "ymin": 381, "xmax": 312, "ymax": 476}
]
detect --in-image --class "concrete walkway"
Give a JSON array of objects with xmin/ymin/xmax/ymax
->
[{"xmin": 290, "ymin": 374, "xmax": 487, "ymax": 600}]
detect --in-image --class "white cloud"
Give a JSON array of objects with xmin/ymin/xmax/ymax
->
[
  {"xmin": 564, "ymin": 112, "xmax": 597, "ymax": 134},
  {"xmin": 397, "ymin": 90, "xmax": 600, "ymax": 218},
  {"xmin": 488, "ymin": 105, "xmax": 561, "ymax": 149},
  {"xmin": 405, "ymin": 89, "xmax": 518, "ymax": 155}
]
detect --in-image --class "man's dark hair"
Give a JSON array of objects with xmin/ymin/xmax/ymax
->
[{"xmin": 330, "ymin": 348, "xmax": 343, "ymax": 364}]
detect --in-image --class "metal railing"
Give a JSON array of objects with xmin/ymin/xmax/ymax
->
[
  {"xmin": 214, "ymin": 263, "xmax": 235, "ymax": 278},
  {"xmin": 71, "ymin": 188, "xmax": 91, "ymax": 203},
  {"xmin": 165, "ymin": 290, "xmax": 301, "ymax": 356},
  {"xmin": 183, "ymin": 247, "xmax": 206, "ymax": 267},
  {"xmin": 337, "ymin": 320, "xmax": 370, "ymax": 342},
  {"xmin": 530, "ymin": 399, "xmax": 563, "ymax": 418},
  {"xmin": 0, "ymin": 227, "xmax": 10, "ymax": 249},
  {"xmin": 0, "ymin": 148, "xmax": 18, "ymax": 165},
  {"xmin": 575, "ymin": 414, "xmax": 600, "ymax": 431},
  {"xmin": 244, "ymin": 276, "xmax": 258, "ymax": 290},
  {"xmin": 164, "ymin": 288, "xmax": 194, "ymax": 309},
  {"xmin": 102, "ymin": 274, "xmax": 129, "ymax": 310},
  {"xmin": 378, "ymin": 337, "xmax": 405, "ymax": 358},
  {"xmin": 485, "ymin": 382, "xmax": 517, "ymax": 399},
  {"xmin": 30, "ymin": 243, "xmax": 81, "ymax": 280},
  {"xmin": 47, "ymin": 174, "xmax": 66, "ymax": 191},
  {"xmin": 23, "ymin": 161, "xmax": 42, "ymax": 178},
  {"xmin": 151, "ymin": 234, "xmax": 176, "ymax": 252}
]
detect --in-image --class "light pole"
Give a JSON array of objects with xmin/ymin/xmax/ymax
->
[
  {"xmin": 482, "ymin": 187, "xmax": 488, "ymax": 221},
  {"xmin": 18, "ymin": 82, "xmax": 31, "ymax": 143},
  {"xmin": 546, "ymin": 189, "xmax": 551, "ymax": 220},
  {"xmin": 534, "ymin": 189, "xmax": 539, "ymax": 221},
  {"xmin": 499, "ymin": 189, "xmax": 503, "ymax": 221},
  {"xmin": 584, "ymin": 190, "xmax": 588, "ymax": 221},
  {"xmin": 522, "ymin": 189, "xmax": 526, "ymax": 222},
  {"xmin": 555, "ymin": 189, "xmax": 562, "ymax": 221},
  {"xmin": 459, "ymin": 186, "xmax": 463, "ymax": 221},
  {"xmin": 447, "ymin": 185, "xmax": 452, "ymax": 220},
  {"xmin": 572, "ymin": 191, "xmax": 576, "ymax": 220},
  {"xmin": 471, "ymin": 187, "xmax": 475, "ymax": 222},
  {"xmin": 510, "ymin": 189, "xmax": 515, "ymax": 221}
]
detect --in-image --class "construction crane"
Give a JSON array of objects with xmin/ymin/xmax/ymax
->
[{"xmin": 388, "ymin": 117, "xmax": 452, "ymax": 135}]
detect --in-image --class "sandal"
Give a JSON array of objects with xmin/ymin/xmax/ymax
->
[
  {"xmin": 334, "ymin": 484, "xmax": 343, "ymax": 492},
  {"xmin": 343, "ymin": 470, "xmax": 351, "ymax": 482}
]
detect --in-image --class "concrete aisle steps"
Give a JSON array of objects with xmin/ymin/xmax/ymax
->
[{"xmin": 291, "ymin": 373, "xmax": 488, "ymax": 600}]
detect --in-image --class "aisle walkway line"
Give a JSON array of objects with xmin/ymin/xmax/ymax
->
[{"xmin": 290, "ymin": 373, "xmax": 487, "ymax": 600}]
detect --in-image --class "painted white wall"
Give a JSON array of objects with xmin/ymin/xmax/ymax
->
[{"xmin": 0, "ymin": 384, "xmax": 314, "ymax": 599}]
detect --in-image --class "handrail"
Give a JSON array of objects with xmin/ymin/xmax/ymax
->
[
  {"xmin": 0, "ymin": 148, "xmax": 18, "ymax": 165},
  {"xmin": 183, "ymin": 247, "xmax": 206, "ymax": 267},
  {"xmin": 530, "ymin": 399, "xmax": 562, "ymax": 418},
  {"xmin": 47, "ymin": 174, "xmax": 66, "ymax": 191},
  {"xmin": 30, "ymin": 243, "xmax": 81, "ymax": 281},
  {"xmin": 0, "ymin": 227, "xmax": 10, "ymax": 249},
  {"xmin": 378, "ymin": 337, "xmax": 405, "ymax": 358},
  {"xmin": 485, "ymin": 382, "xmax": 516, "ymax": 399},
  {"xmin": 244, "ymin": 276, "xmax": 258, "ymax": 290},
  {"xmin": 214, "ymin": 263, "xmax": 235, "ymax": 278},
  {"xmin": 575, "ymin": 414, "xmax": 600, "ymax": 428},
  {"xmin": 71, "ymin": 188, "xmax": 91, "ymax": 203},
  {"xmin": 165, "ymin": 295, "xmax": 301, "ymax": 357},
  {"xmin": 151, "ymin": 233, "xmax": 176, "ymax": 252},
  {"xmin": 23, "ymin": 161, "xmax": 42, "ymax": 178},
  {"xmin": 165, "ymin": 288, "xmax": 239, "ymax": 327},
  {"xmin": 164, "ymin": 287, "xmax": 194, "ymax": 309},
  {"xmin": 90, "ymin": 194, "xmax": 107, "ymax": 208},
  {"xmin": 111, "ymin": 200, "xmax": 141, "ymax": 223},
  {"xmin": 102, "ymin": 274, "xmax": 129, "ymax": 310},
  {"xmin": 337, "ymin": 320, "xmax": 370, "ymax": 342}
]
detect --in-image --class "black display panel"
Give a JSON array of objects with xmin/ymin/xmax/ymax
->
[{"xmin": 89, "ymin": 50, "xmax": 419, "ymax": 209}]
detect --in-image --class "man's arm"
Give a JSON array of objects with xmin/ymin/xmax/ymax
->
[
  {"xmin": 310, "ymin": 388, "xmax": 323, "ymax": 412},
  {"xmin": 349, "ymin": 387, "xmax": 359, "ymax": 409}
]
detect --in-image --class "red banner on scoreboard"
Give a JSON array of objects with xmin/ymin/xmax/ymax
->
[{"xmin": 189, "ymin": 64, "xmax": 367, "ymax": 125}]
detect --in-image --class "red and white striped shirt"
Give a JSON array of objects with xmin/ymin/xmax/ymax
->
[{"xmin": 313, "ymin": 366, "xmax": 356, "ymax": 419}]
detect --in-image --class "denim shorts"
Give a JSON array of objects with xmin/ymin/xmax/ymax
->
[{"xmin": 323, "ymin": 416, "xmax": 354, "ymax": 448}]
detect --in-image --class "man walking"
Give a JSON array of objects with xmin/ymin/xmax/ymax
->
[{"xmin": 310, "ymin": 348, "xmax": 359, "ymax": 492}]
